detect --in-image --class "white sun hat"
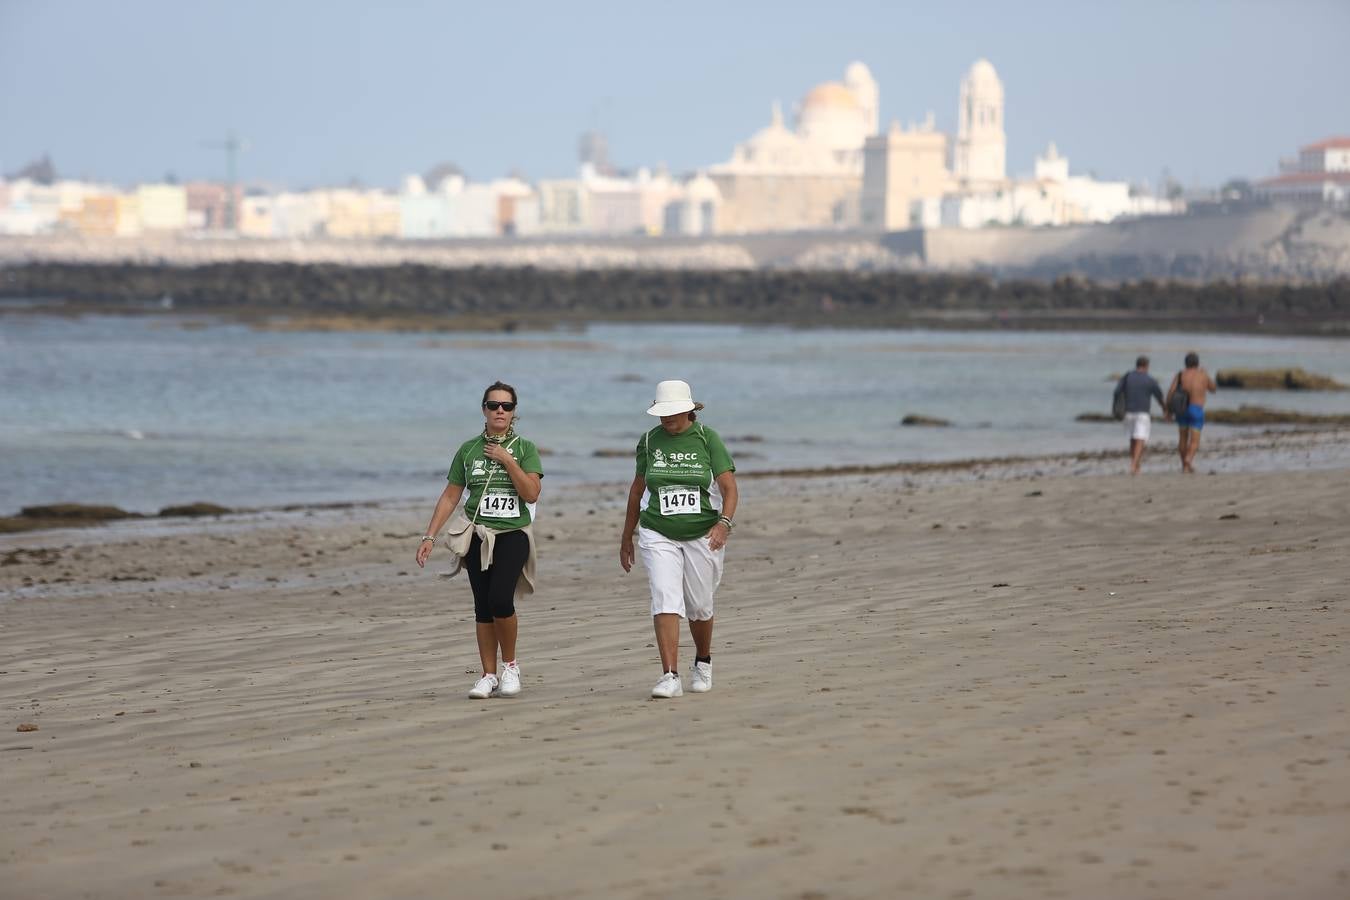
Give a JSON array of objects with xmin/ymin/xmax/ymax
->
[{"xmin": 647, "ymin": 380, "xmax": 704, "ymax": 417}]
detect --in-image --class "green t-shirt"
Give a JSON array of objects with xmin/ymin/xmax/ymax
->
[
  {"xmin": 635, "ymin": 423, "xmax": 735, "ymax": 542},
  {"xmin": 448, "ymin": 434, "xmax": 543, "ymax": 531}
]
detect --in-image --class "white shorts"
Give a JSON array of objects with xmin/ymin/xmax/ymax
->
[
  {"xmin": 1124, "ymin": 412, "xmax": 1151, "ymax": 441},
  {"xmin": 637, "ymin": 525, "xmax": 723, "ymax": 620}
]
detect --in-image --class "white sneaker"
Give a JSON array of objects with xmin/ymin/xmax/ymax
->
[
  {"xmin": 651, "ymin": 671, "xmax": 683, "ymax": 699},
  {"xmin": 689, "ymin": 661, "xmax": 712, "ymax": 693},
  {"xmin": 468, "ymin": 673, "xmax": 499, "ymax": 699},
  {"xmin": 498, "ymin": 662, "xmax": 521, "ymax": 697}
]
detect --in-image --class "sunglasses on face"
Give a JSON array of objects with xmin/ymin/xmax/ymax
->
[{"xmin": 483, "ymin": 401, "xmax": 516, "ymax": 412}]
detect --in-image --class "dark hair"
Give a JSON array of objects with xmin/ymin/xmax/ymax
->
[
  {"xmin": 481, "ymin": 381, "xmax": 518, "ymax": 406},
  {"xmin": 1136, "ymin": 355, "xmax": 1149, "ymax": 368},
  {"xmin": 1184, "ymin": 352, "xmax": 1199, "ymax": 368}
]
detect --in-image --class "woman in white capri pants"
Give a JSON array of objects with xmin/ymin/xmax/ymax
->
[{"xmin": 620, "ymin": 380, "xmax": 738, "ymax": 699}]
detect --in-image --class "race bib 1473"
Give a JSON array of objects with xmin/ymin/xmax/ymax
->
[{"xmin": 479, "ymin": 492, "xmax": 520, "ymax": 518}]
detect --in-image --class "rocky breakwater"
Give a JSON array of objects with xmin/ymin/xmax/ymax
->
[{"xmin": 4, "ymin": 261, "xmax": 1350, "ymax": 334}]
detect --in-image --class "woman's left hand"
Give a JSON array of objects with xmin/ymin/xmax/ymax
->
[{"xmin": 708, "ymin": 522, "xmax": 730, "ymax": 551}]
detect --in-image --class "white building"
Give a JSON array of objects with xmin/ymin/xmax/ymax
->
[
  {"xmin": 237, "ymin": 195, "xmax": 276, "ymax": 238},
  {"xmin": 533, "ymin": 166, "xmax": 697, "ymax": 236},
  {"xmin": 398, "ymin": 175, "xmax": 538, "ymax": 238},
  {"xmin": 939, "ymin": 142, "xmax": 1176, "ymax": 228},
  {"xmin": 136, "ymin": 183, "xmax": 189, "ymax": 232},
  {"xmin": 0, "ymin": 178, "xmax": 109, "ymax": 234},
  {"xmin": 662, "ymin": 172, "xmax": 722, "ymax": 236},
  {"xmin": 536, "ymin": 177, "xmax": 588, "ymax": 234},
  {"xmin": 1256, "ymin": 137, "xmax": 1350, "ymax": 207},
  {"xmin": 861, "ymin": 115, "xmax": 951, "ymax": 231},
  {"xmin": 271, "ymin": 192, "xmax": 327, "ymax": 238}
]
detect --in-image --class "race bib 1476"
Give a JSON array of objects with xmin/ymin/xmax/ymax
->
[{"xmin": 658, "ymin": 485, "xmax": 700, "ymax": 516}]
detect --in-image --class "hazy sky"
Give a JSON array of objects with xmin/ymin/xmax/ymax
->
[{"xmin": 2, "ymin": 0, "xmax": 1346, "ymax": 190}]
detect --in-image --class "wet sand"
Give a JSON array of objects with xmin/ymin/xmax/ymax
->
[{"xmin": 3, "ymin": 456, "xmax": 1349, "ymax": 898}]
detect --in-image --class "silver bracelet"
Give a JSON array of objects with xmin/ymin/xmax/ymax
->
[
  {"xmin": 718, "ymin": 516, "xmax": 734, "ymax": 531},
  {"xmin": 420, "ymin": 535, "xmax": 436, "ymax": 544}
]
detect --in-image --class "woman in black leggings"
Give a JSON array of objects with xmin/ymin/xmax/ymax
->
[{"xmin": 416, "ymin": 381, "xmax": 543, "ymax": 698}]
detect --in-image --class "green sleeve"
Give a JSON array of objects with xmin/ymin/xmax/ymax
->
[
  {"xmin": 634, "ymin": 432, "xmax": 647, "ymax": 478},
  {"xmin": 447, "ymin": 442, "xmax": 468, "ymax": 485},
  {"xmin": 519, "ymin": 439, "xmax": 543, "ymax": 476},
  {"xmin": 706, "ymin": 427, "xmax": 735, "ymax": 476}
]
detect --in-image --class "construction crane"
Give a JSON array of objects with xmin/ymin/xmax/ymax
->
[{"xmin": 201, "ymin": 131, "xmax": 248, "ymax": 231}]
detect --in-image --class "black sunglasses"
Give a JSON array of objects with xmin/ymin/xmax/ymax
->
[{"xmin": 483, "ymin": 401, "xmax": 516, "ymax": 412}]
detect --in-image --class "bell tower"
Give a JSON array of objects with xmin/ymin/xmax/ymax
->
[{"xmin": 954, "ymin": 59, "xmax": 1006, "ymax": 183}]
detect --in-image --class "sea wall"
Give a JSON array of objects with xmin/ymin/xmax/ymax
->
[
  {"xmin": 1, "ymin": 205, "xmax": 1347, "ymax": 279},
  {"xmin": 4, "ymin": 260, "xmax": 1349, "ymax": 335}
]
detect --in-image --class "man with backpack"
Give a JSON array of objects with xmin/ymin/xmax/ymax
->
[{"xmin": 1166, "ymin": 352, "xmax": 1219, "ymax": 474}]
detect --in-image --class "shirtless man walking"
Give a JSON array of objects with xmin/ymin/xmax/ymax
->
[{"xmin": 1166, "ymin": 352, "xmax": 1218, "ymax": 474}]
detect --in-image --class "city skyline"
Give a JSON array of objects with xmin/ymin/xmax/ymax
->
[{"xmin": 2, "ymin": 0, "xmax": 1347, "ymax": 191}]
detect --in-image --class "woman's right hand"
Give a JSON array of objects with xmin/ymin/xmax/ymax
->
[
  {"xmin": 619, "ymin": 535, "xmax": 635, "ymax": 573},
  {"xmin": 416, "ymin": 539, "xmax": 434, "ymax": 568}
]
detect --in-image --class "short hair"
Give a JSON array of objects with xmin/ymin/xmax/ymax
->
[
  {"xmin": 1184, "ymin": 352, "xmax": 1199, "ymax": 368},
  {"xmin": 1136, "ymin": 355, "xmax": 1149, "ymax": 368}
]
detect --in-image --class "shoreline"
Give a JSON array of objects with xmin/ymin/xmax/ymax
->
[
  {"xmin": 5, "ymin": 298, "xmax": 1349, "ymax": 339},
  {"xmin": 5, "ymin": 426, "xmax": 1349, "ymax": 543}
]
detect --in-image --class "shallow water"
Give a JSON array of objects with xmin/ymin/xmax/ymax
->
[{"xmin": 3, "ymin": 312, "xmax": 1348, "ymax": 512}]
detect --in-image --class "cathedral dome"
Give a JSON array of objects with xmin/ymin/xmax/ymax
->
[
  {"xmin": 797, "ymin": 81, "xmax": 867, "ymax": 157},
  {"xmin": 801, "ymin": 82, "xmax": 861, "ymax": 110}
]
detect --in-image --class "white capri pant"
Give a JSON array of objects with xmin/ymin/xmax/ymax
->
[
  {"xmin": 1123, "ymin": 411, "xmax": 1151, "ymax": 441},
  {"xmin": 637, "ymin": 525, "xmax": 723, "ymax": 620}
]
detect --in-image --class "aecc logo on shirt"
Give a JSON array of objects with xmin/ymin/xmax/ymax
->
[
  {"xmin": 652, "ymin": 450, "xmax": 700, "ymax": 471},
  {"xmin": 652, "ymin": 449, "xmax": 699, "ymax": 468}
]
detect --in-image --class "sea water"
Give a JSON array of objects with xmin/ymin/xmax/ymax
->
[{"xmin": 3, "ymin": 311, "xmax": 1349, "ymax": 513}]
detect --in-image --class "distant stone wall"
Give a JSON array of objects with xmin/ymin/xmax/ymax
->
[
  {"xmin": 0, "ymin": 205, "xmax": 1346, "ymax": 279},
  {"xmin": 921, "ymin": 206, "xmax": 1350, "ymax": 280}
]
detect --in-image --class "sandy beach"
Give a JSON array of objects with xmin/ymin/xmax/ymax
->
[{"xmin": 4, "ymin": 454, "xmax": 1350, "ymax": 899}]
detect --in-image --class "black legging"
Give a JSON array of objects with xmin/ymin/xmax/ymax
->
[{"xmin": 465, "ymin": 530, "xmax": 529, "ymax": 623}]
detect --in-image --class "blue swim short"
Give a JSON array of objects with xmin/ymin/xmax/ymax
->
[{"xmin": 1178, "ymin": 404, "xmax": 1205, "ymax": 430}]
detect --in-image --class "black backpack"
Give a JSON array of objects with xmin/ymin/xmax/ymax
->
[
  {"xmin": 1168, "ymin": 371, "xmax": 1190, "ymax": 417},
  {"xmin": 1112, "ymin": 375, "xmax": 1129, "ymax": 420}
]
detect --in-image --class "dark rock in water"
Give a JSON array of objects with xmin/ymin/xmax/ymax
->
[
  {"xmin": 1215, "ymin": 368, "xmax": 1346, "ymax": 391},
  {"xmin": 901, "ymin": 415, "xmax": 951, "ymax": 427},
  {"xmin": 591, "ymin": 448, "xmax": 631, "ymax": 457},
  {"xmin": 1, "ymin": 504, "xmax": 141, "ymax": 534},
  {"xmin": 1205, "ymin": 405, "xmax": 1350, "ymax": 425},
  {"xmin": 1075, "ymin": 413, "xmax": 1119, "ymax": 423},
  {"xmin": 20, "ymin": 504, "xmax": 136, "ymax": 521},
  {"xmin": 158, "ymin": 503, "xmax": 232, "ymax": 518}
]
